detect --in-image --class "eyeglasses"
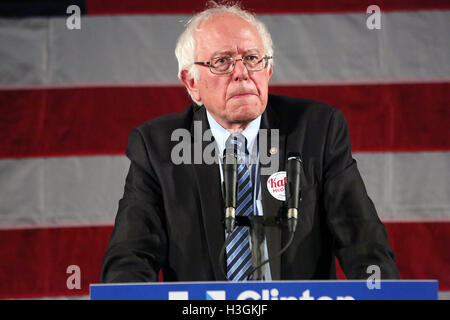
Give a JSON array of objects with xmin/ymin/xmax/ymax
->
[{"xmin": 194, "ymin": 54, "xmax": 272, "ymax": 75}]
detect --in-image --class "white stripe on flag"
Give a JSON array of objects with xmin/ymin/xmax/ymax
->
[
  {"xmin": 0, "ymin": 152, "xmax": 448, "ymax": 228},
  {"xmin": 0, "ymin": 156, "xmax": 128, "ymax": 228},
  {"xmin": 0, "ymin": 10, "xmax": 449, "ymax": 88}
]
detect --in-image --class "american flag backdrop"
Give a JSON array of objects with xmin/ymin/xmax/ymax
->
[{"xmin": 0, "ymin": 0, "xmax": 449, "ymax": 299}]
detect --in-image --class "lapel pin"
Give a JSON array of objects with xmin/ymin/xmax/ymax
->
[{"xmin": 269, "ymin": 147, "xmax": 278, "ymax": 155}]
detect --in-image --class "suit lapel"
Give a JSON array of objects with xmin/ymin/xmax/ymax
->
[
  {"xmin": 190, "ymin": 106, "xmax": 226, "ymax": 280},
  {"xmin": 259, "ymin": 103, "xmax": 286, "ymax": 280}
]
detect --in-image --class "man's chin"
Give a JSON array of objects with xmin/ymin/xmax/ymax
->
[{"xmin": 227, "ymin": 103, "xmax": 264, "ymax": 122}]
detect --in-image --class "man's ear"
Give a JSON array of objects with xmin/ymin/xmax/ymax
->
[
  {"xmin": 267, "ymin": 64, "xmax": 273, "ymax": 79},
  {"xmin": 180, "ymin": 69, "xmax": 201, "ymax": 102}
]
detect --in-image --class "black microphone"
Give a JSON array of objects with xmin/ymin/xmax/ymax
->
[
  {"xmin": 223, "ymin": 148, "xmax": 237, "ymax": 234},
  {"xmin": 285, "ymin": 153, "xmax": 302, "ymax": 233}
]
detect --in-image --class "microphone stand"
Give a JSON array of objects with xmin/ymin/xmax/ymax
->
[
  {"xmin": 219, "ymin": 214, "xmax": 295, "ymax": 281},
  {"xmin": 248, "ymin": 216, "xmax": 266, "ymax": 280}
]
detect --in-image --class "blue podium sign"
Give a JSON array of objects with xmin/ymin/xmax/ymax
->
[{"xmin": 90, "ymin": 280, "xmax": 437, "ymax": 300}]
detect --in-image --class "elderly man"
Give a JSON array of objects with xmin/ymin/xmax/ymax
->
[{"xmin": 101, "ymin": 3, "xmax": 399, "ymax": 283}]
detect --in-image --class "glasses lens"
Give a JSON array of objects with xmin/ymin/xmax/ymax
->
[
  {"xmin": 211, "ymin": 56, "xmax": 232, "ymax": 73},
  {"xmin": 244, "ymin": 54, "xmax": 264, "ymax": 71}
]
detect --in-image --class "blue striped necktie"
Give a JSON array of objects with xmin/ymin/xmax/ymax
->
[{"xmin": 225, "ymin": 134, "xmax": 253, "ymax": 281}]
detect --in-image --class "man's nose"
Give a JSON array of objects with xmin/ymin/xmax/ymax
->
[{"xmin": 232, "ymin": 58, "xmax": 249, "ymax": 81}]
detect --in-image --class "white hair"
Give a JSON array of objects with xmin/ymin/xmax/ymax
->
[{"xmin": 174, "ymin": 1, "xmax": 274, "ymax": 105}]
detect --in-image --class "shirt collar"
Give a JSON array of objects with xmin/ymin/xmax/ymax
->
[{"xmin": 206, "ymin": 109, "xmax": 261, "ymax": 157}]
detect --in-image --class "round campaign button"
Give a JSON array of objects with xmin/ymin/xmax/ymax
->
[{"xmin": 267, "ymin": 171, "xmax": 286, "ymax": 201}]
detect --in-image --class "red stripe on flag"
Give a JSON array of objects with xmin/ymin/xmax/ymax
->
[
  {"xmin": 0, "ymin": 225, "xmax": 113, "ymax": 299},
  {"xmin": 86, "ymin": 0, "xmax": 450, "ymax": 15},
  {"xmin": 0, "ymin": 222, "xmax": 448, "ymax": 298},
  {"xmin": 0, "ymin": 82, "xmax": 448, "ymax": 159},
  {"xmin": 269, "ymin": 83, "xmax": 450, "ymax": 153},
  {"xmin": 0, "ymin": 86, "xmax": 190, "ymax": 159},
  {"xmin": 385, "ymin": 222, "xmax": 450, "ymax": 292}
]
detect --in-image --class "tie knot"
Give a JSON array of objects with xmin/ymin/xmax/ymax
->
[{"xmin": 225, "ymin": 133, "xmax": 248, "ymax": 157}]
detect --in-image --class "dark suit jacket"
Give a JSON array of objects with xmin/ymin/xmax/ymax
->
[{"xmin": 101, "ymin": 94, "xmax": 399, "ymax": 282}]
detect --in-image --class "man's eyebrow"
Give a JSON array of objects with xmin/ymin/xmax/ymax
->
[{"xmin": 210, "ymin": 48, "xmax": 261, "ymax": 57}]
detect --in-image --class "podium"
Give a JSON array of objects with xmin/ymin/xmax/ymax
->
[{"xmin": 90, "ymin": 280, "xmax": 438, "ymax": 300}]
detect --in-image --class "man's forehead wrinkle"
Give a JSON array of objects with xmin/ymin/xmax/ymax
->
[{"xmin": 196, "ymin": 29, "xmax": 263, "ymax": 57}]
